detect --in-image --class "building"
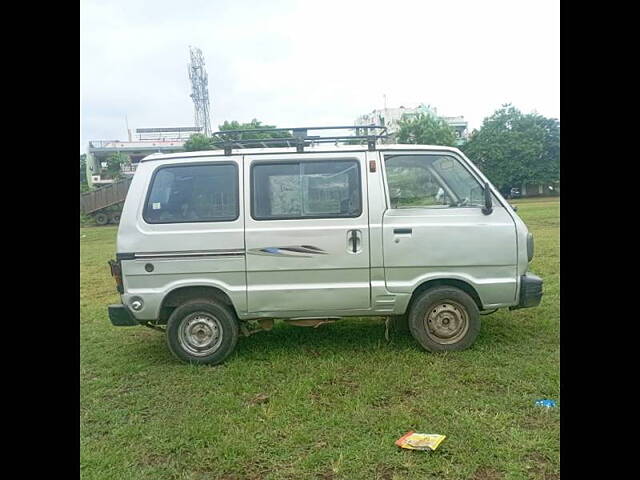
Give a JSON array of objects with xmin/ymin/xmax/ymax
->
[
  {"xmin": 520, "ymin": 182, "xmax": 561, "ymax": 198},
  {"xmin": 85, "ymin": 127, "xmax": 202, "ymax": 187},
  {"xmin": 354, "ymin": 103, "xmax": 469, "ymax": 145}
]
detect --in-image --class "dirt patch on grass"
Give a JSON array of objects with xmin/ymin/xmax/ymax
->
[
  {"xmin": 470, "ymin": 466, "xmax": 504, "ymax": 480},
  {"xmin": 247, "ymin": 393, "xmax": 270, "ymax": 406},
  {"xmin": 303, "ymin": 347, "xmax": 322, "ymax": 357},
  {"xmin": 374, "ymin": 463, "xmax": 398, "ymax": 480},
  {"xmin": 206, "ymin": 464, "xmax": 273, "ymax": 480},
  {"xmin": 316, "ymin": 469, "xmax": 336, "ymax": 480},
  {"xmin": 138, "ymin": 452, "xmax": 170, "ymax": 467},
  {"xmin": 518, "ymin": 413, "xmax": 556, "ymax": 430},
  {"xmin": 324, "ymin": 376, "xmax": 359, "ymax": 389},
  {"xmin": 371, "ymin": 394, "xmax": 392, "ymax": 408},
  {"xmin": 309, "ymin": 376, "xmax": 360, "ymax": 406},
  {"xmin": 524, "ymin": 452, "xmax": 559, "ymax": 480}
]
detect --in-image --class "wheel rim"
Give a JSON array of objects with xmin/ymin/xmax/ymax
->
[
  {"xmin": 95, "ymin": 214, "xmax": 108, "ymax": 225},
  {"xmin": 423, "ymin": 300, "xmax": 469, "ymax": 345},
  {"xmin": 178, "ymin": 312, "xmax": 223, "ymax": 357}
]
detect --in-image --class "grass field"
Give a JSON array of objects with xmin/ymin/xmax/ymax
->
[{"xmin": 80, "ymin": 197, "xmax": 559, "ymax": 480}]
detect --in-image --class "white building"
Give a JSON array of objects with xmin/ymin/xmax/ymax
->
[
  {"xmin": 85, "ymin": 127, "xmax": 200, "ymax": 187},
  {"xmin": 354, "ymin": 104, "xmax": 469, "ymax": 145}
]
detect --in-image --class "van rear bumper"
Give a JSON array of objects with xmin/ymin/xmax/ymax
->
[
  {"xmin": 108, "ymin": 304, "xmax": 139, "ymax": 326},
  {"xmin": 511, "ymin": 273, "xmax": 543, "ymax": 310}
]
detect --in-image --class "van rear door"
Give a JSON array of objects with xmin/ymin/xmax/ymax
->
[{"xmin": 244, "ymin": 152, "xmax": 371, "ymax": 313}]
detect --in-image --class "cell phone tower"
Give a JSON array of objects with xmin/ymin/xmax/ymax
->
[{"xmin": 188, "ymin": 46, "xmax": 212, "ymax": 136}]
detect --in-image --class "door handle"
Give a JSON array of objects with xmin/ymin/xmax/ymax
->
[
  {"xmin": 347, "ymin": 230, "xmax": 361, "ymax": 253},
  {"xmin": 393, "ymin": 228, "xmax": 412, "ymax": 234}
]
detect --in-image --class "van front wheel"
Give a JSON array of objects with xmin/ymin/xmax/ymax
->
[
  {"xmin": 166, "ymin": 300, "xmax": 239, "ymax": 365},
  {"xmin": 408, "ymin": 287, "xmax": 480, "ymax": 352}
]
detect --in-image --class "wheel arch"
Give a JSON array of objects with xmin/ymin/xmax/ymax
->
[
  {"xmin": 159, "ymin": 285, "xmax": 237, "ymax": 323},
  {"xmin": 407, "ymin": 278, "xmax": 484, "ymax": 314}
]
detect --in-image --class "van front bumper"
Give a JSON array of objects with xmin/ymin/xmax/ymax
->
[
  {"xmin": 511, "ymin": 273, "xmax": 543, "ymax": 310},
  {"xmin": 108, "ymin": 304, "xmax": 139, "ymax": 326}
]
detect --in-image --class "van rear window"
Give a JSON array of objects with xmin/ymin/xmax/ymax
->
[
  {"xmin": 143, "ymin": 164, "xmax": 238, "ymax": 224},
  {"xmin": 251, "ymin": 160, "xmax": 361, "ymax": 220}
]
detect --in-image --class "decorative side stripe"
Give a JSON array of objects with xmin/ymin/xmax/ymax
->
[
  {"xmin": 248, "ymin": 245, "xmax": 327, "ymax": 258},
  {"xmin": 121, "ymin": 245, "xmax": 326, "ymax": 260}
]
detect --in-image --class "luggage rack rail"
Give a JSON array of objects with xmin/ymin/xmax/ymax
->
[{"xmin": 210, "ymin": 125, "xmax": 388, "ymax": 155}]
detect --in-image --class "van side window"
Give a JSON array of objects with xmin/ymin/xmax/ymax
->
[
  {"xmin": 385, "ymin": 154, "xmax": 485, "ymax": 209},
  {"xmin": 143, "ymin": 164, "xmax": 238, "ymax": 224},
  {"xmin": 251, "ymin": 160, "xmax": 361, "ymax": 220}
]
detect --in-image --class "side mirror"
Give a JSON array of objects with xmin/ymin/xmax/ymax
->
[{"xmin": 482, "ymin": 182, "xmax": 493, "ymax": 215}]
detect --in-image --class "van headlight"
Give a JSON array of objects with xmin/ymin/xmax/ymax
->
[{"xmin": 527, "ymin": 233, "xmax": 534, "ymax": 262}]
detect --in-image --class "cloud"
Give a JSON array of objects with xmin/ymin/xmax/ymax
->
[{"xmin": 80, "ymin": 0, "xmax": 559, "ymax": 152}]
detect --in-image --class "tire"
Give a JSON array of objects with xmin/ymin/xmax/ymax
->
[
  {"xmin": 94, "ymin": 212, "xmax": 109, "ymax": 225},
  {"xmin": 166, "ymin": 299, "xmax": 239, "ymax": 365},
  {"xmin": 109, "ymin": 213, "xmax": 121, "ymax": 224},
  {"xmin": 408, "ymin": 286, "xmax": 480, "ymax": 352}
]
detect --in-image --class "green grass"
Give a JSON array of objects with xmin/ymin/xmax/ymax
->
[{"xmin": 80, "ymin": 197, "xmax": 559, "ymax": 480}]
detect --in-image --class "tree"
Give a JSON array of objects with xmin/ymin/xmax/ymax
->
[
  {"xmin": 80, "ymin": 154, "xmax": 87, "ymax": 184},
  {"xmin": 216, "ymin": 119, "xmax": 293, "ymax": 148},
  {"xmin": 183, "ymin": 120, "xmax": 294, "ymax": 151},
  {"xmin": 184, "ymin": 133, "xmax": 213, "ymax": 151},
  {"xmin": 461, "ymin": 104, "xmax": 560, "ymax": 190},
  {"xmin": 396, "ymin": 112, "xmax": 457, "ymax": 147},
  {"xmin": 105, "ymin": 152, "xmax": 129, "ymax": 180},
  {"xmin": 80, "ymin": 153, "xmax": 90, "ymax": 192}
]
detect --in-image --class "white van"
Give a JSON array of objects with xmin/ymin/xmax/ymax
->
[{"xmin": 107, "ymin": 126, "xmax": 542, "ymax": 365}]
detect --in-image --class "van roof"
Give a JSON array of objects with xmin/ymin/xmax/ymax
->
[{"xmin": 140, "ymin": 144, "xmax": 463, "ymax": 163}]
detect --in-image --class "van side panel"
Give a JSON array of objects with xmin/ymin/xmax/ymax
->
[
  {"xmin": 382, "ymin": 206, "xmax": 518, "ymax": 307},
  {"xmin": 117, "ymin": 158, "xmax": 247, "ymax": 320}
]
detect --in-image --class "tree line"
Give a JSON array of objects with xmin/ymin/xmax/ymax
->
[
  {"xmin": 81, "ymin": 105, "xmax": 559, "ymax": 194},
  {"xmin": 395, "ymin": 104, "xmax": 559, "ymax": 192},
  {"xmin": 189, "ymin": 105, "xmax": 559, "ymax": 193}
]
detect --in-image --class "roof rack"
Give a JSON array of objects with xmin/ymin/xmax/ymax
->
[{"xmin": 209, "ymin": 125, "xmax": 388, "ymax": 155}]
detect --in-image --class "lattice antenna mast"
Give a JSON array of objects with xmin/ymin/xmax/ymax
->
[{"xmin": 188, "ymin": 46, "xmax": 212, "ymax": 136}]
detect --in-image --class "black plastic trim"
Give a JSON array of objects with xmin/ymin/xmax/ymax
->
[
  {"xmin": 511, "ymin": 273, "xmax": 543, "ymax": 310},
  {"xmin": 108, "ymin": 304, "xmax": 139, "ymax": 326}
]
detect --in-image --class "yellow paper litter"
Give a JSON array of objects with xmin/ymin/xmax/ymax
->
[{"xmin": 395, "ymin": 431, "xmax": 446, "ymax": 451}]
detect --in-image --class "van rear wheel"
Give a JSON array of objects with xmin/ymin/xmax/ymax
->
[
  {"xmin": 166, "ymin": 300, "xmax": 239, "ymax": 365},
  {"xmin": 408, "ymin": 286, "xmax": 480, "ymax": 352}
]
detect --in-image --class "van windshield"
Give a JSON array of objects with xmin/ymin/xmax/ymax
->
[{"xmin": 384, "ymin": 154, "xmax": 485, "ymax": 209}]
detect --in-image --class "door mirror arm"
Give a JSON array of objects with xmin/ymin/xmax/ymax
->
[{"xmin": 482, "ymin": 182, "xmax": 493, "ymax": 215}]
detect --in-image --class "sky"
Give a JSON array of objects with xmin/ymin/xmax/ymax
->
[{"xmin": 80, "ymin": 0, "xmax": 559, "ymax": 153}]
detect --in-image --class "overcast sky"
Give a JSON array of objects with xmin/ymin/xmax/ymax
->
[{"xmin": 80, "ymin": 0, "xmax": 559, "ymax": 153}]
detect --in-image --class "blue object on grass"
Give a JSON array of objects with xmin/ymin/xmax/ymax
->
[{"xmin": 535, "ymin": 399, "xmax": 557, "ymax": 408}]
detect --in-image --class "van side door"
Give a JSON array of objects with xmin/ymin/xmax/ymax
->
[
  {"xmin": 380, "ymin": 152, "xmax": 518, "ymax": 308},
  {"xmin": 244, "ymin": 153, "xmax": 371, "ymax": 314}
]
